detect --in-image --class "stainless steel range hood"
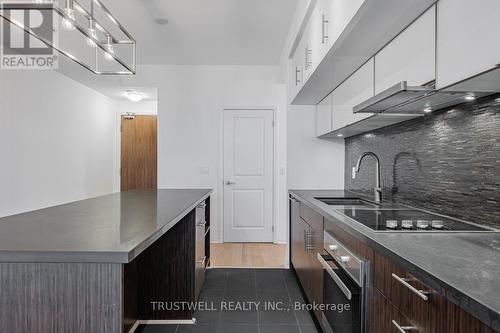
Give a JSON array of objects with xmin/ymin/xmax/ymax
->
[{"xmin": 353, "ymin": 65, "xmax": 500, "ymax": 114}]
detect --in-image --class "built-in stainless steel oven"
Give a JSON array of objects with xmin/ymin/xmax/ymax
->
[{"xmin": 318, "ymin": 231, "xmax": 368, "ymax": 333}]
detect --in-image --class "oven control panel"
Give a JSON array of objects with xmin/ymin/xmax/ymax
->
[{"xmin": 324, "ymin": 231, "xmax": 365, "ymax": 285}]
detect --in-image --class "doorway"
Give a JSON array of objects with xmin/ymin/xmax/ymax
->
[
  {"xmin": 120, "ymin": 115, "xmax": 157, "ymax": 191},
  {"xmin": 222, "ymin": 108, "xmax": 274, "ymax": 243}
]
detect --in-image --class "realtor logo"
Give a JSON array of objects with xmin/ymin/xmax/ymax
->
[{"xmin": 1, "ymin": 1, "xmax": 58, "ymax": 69}]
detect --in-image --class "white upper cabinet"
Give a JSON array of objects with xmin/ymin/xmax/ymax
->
[
  {"xmin": 375, "ymin": 6, "xmax": 436, "ymax": 94},
  {"xmin": 332, "ymin": 58, "xmax": 375, "ymax": 131},
  {"xmin": 436, "ymin": 0, "xmax": 500, "ymax": 89},
  {"xmin": 320, "ymin": 0, "xmax": 365, "ymax": 54},
  {"xmin": 316, "ymin": 92, "xmax": 333, "ymax": 137}
]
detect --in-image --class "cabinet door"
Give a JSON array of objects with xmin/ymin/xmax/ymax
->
[
  {"xmin": 437, "ymin": 0, "xmax": 500, "ymax": 89},
  {"xmin": 308, "ymin": 222, "xmax": 324, "ymax": 322},
  {"xmin": 316, "ymin": 92, "xmax": 333, "ymax": 137},
  {"xmin": 372, "ymin": 288, "xmax": 418, "ymax": 333},
  {"xmin": 290, "ymin": 199, "xmax": 309, "ymax": 291},
  {"xmin": 375, "ymin": 6, "xmax": 436, "ymax": 94},
  {"xmin": 322, "ymin": 0, "xmax": 365, "ymax": 52},
  {"xmin": 332, "ymin": 58, "xmax": 375, "ymax": 130}
]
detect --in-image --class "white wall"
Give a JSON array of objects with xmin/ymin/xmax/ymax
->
[
  {"xmin": 123, "ymin": 65, "xmax": 288, "ymax": 243},
  {"xmin": 0, "ymin": 70, "xmax": 117, "ymax": 218},
  {"xmin": 117, "ymin": 100, "xmax": 158, "ymax": 115},
  {"xmin": 287, "ymin": 105, "xmax": 345, "ymax": 189}
]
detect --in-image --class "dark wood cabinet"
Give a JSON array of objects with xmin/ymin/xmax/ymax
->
[
  {"xmin": 290, "ymin": 198, "xmax": 324, "ymax": 321},
  {"xmin": 290, "ymin": 196, "xmax": 496, "ymax": 333},
  {"xmin": 371, "ymin": 250, "xmax": 494, "ymax": 333},
  {"xmin": 290, "ymin": 198, "xmax": 310, "ymax": 291},
  {"xmin": 372, "ymin": 288, "xmax": 418, "ymax": 333},
  {"xmin": 124, "ymin": 197, "xmax": 211, "ymax": 331}
]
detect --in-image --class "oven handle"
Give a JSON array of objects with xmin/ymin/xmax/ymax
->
[{"xmin": 317, "ymin": 253, "xmax": 352, "ymax": 300}]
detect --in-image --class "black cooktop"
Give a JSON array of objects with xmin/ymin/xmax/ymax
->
[{"xmin": 337, "ymin": 209, "xmax": 489, "ymax": 231}]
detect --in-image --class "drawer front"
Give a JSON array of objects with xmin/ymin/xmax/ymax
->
[
  {"xmin": 371, "ymin": 288, "xmax": 418, "ymax": 333},
  {"xmin": 374, "ymin": 252, "xmax": 443, "ymax": 332},
  {"xmin": 195, "ymin": 201, "xmax": 206, "ymax": 223}
]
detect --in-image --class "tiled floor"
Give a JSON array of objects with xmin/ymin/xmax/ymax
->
[
  {"xmin": 210, "ymin": 243, "xmax": 287, "ymax": 268},
  {"xmin": 138, "ymin": 268, "xmax": 318, "ymax": 333}
]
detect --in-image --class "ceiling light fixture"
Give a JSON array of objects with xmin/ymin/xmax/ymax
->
[
  {"xmin": 423, "ymin": 107, "xmax": 432, "ymax": 113},
  {"xmin": 0, "ymin": 0, "xmax": 136, "ymax": 75},
  {"xmin": 465, "ymin": 95, "xmax": 476, "ymax": 101},
  {"xmin": 125, "ymin": 91, "xmax": 144, "ymax": 102},
  {"xmin": 336, "ymin": 133, "xmax": 344, "ymax": 137}
]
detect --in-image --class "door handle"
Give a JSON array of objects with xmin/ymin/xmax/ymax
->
[{"xmin": 225, "ymin": 181, "xmax": 236, "ymax": 185}]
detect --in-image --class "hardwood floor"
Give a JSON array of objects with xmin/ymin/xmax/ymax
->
[{"xmin": 210, "ymin": 243, "xmax": 286, "ymax": 268}]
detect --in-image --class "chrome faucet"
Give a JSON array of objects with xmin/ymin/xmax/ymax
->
[{"xmin": 355, "ymin": 152, "xmax": 383, "ymax": 203}]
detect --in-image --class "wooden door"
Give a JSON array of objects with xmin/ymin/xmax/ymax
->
[{"xmin": 121, "ymin": 115, "xmax": 157, "ymax": 191}]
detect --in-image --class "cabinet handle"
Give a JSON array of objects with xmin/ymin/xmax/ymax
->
[
  {"xmin": 305, "ymin": 47, "xmax": 312, "ymax": 70},
  {"xmin": 392, "ymin": 320, "xmax": 418, "ymax": 332},
  {"xmin": 321, "ymin": 14, "xmax": 328, "ymax": 44},
  {"xmin": 391, "ymin": 273, "xmax": 430, "ymax": 301},
  {"xmin": 303, "ymin": 229, "xmax": 314, "ymax": 251},
  {"xmin": 295, "ymin": 66, "xmax": 302, "ymax": 85},
  {"xmin": 197, "ymin": 256, "xmax": 207, "ymax": 265}
]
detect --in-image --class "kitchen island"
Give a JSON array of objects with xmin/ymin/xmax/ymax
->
[{"xmin": 0, "ymin": 189, "xmax": 211, "ymax": 333}]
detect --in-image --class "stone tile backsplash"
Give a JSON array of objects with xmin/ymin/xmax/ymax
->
[{"xmin": 344, "ymin": 94, "xmax": 500, "ymax": 228}]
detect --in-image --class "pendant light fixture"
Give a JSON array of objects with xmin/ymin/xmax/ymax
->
[
  {"xmin": 104, "ymin": 34, "xmax": 115, "ymax": 61},
  {"xmin": 61, "ymin": 0, "xmax": 76, "ymax": 31},
  {"xmin": 0, "ymin": 0, "xmax": 136, "ymax": 75},
  {"xmin": 86, "ymin": 17, "xmax": 98, "ymax": 47}
]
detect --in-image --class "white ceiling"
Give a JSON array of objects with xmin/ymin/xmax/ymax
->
[{"xmin": 102, "ymin": 0, "xmax": 299, "ymax": 65}]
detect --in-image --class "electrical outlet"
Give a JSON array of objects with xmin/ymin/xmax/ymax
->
[
  {"xmin": 198, "ymin": 166, "xmax": 209, "ymax": 175},
  {"xmin": 352, "ymin": 167, "xmax": 356, "ymax": 179}
]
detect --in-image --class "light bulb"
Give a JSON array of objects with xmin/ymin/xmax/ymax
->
[
  {"xmin": 104, "ymin": 34, "xmax": 114, "ymax": 61},
  {"xmin": 86, "ymin": 18, "xmax": 97, "ymax": 47},
  {"xmin": 62, "ymin": 7, "xmax": 75, "ymax": 31},
  {"xmin": 86, "ymin": 28, "xmax": 97, "ymax": 47}
]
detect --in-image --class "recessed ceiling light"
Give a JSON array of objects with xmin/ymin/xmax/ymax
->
[
  {"xmin": 423, "ymin": 107, "xmax": 432, "ymax": 113},
  {"xmin": 155, "ymin": 18, "xmax": 169, "ymax": 26},
  {"xmin": 465, "ymin": 95, "xmax": 476, "ymax": 101},
  {"xmin": 336, "ymin": 133, "xmax": 344, "ymax": 137},
  {"xmin": 125, "ymin": 90, "xmax": 144, "ymax": 102}
]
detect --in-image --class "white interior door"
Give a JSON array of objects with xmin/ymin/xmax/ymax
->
[{"xmin": 223, "ymin": 109, "xmax": 274, "ymax": 242}]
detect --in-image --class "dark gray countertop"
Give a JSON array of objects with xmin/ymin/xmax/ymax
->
[
  {"xmin": 0, "ymin": 189, "xmax": 211, "ymax": 263},
  {"xmin": 290, "ymin": 189, "xmax": 500, "ymax": 331}
]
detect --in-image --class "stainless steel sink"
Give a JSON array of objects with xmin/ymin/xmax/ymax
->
[{"xmin": 314, "ymin": 197, "xmax": 380, "ymax": 208}]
